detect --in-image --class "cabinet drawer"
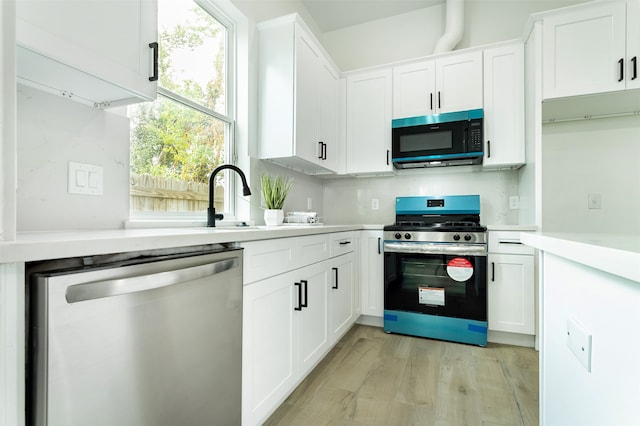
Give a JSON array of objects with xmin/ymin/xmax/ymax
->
[
  {"xmin": 299, "ymin": 234, "xmax": 330, "ymax": 266},
  {"xmin": 242, "ymin": 234, "xmax": 330, "ymax": 284},
  {"xmin": 330, "ymin": 232, "xmax": 355, "ymax": 257},
  {"xmin": 488, "ymin": 231, "xmax": 534, "ymax": 255},
  {"xmin": 242, "ymin": 239, "xmax": 298, "ymax": 284}
]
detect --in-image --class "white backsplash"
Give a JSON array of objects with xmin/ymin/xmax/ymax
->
[
  {"xmin": 17, "ymin": 85, "xmax": 130, "ymax": 232},
  {"xmin": 322, "ymin": 167, "xmax": 520, "ymax": 226}
]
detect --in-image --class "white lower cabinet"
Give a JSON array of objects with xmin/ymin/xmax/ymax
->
[
  {"xmin": 487, "ymin": 231, "xmax": 535, "ymax": 336},
  {"xmin": 242, "ymin": 232, "xmax": 358, "ymax": 425},
  {"xmin": 359, "ymin": 230, "xmax": 384, "ymax": 318}
]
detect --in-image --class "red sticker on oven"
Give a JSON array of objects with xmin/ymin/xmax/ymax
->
[{"xmin": 447, "ymin": 257, "xmax": 474, "ymax": 282}]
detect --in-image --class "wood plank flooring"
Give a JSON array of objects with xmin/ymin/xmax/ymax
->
[{"xmin": 265, "ymin": 325, "xmax": 538, "ymax": 426}]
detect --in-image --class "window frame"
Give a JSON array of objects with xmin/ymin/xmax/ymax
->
[{"xmin": 129, "ymin": 0, "xmax": 238, "ymax": 222}]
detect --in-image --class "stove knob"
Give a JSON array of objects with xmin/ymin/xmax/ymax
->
[
  {"xmin": 404, "ymin": 233, "xmax": 412, "ymax": 240},
  {"xmin": 453, "ymin": 234, "xmax": 461, "ymax": 241},
  {"xmin": 394, "ymin": 233, "xmax": 402, "ymax": 240},
  {"xmin": 464, "ymin": 234, "xmax": 472, "ymax": 241}
]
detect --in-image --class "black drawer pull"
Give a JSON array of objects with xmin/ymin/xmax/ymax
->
[{"xmin": 332, "ymin": 267, "xmax": 339, "ymax": 289}]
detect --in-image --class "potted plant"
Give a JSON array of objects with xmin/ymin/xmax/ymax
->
[{"xmin": 260, "ymin": 174, "xmax": 293, "ymax": 226}]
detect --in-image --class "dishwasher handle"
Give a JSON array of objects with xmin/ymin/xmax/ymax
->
[{"xmin": 65, "ymin": 256, "xmax": 240, "ymax": 303}]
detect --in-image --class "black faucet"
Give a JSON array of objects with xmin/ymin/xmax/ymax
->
[{"xmin": 208, "ymin": 164, "xmax": 251, "ymax": 227}]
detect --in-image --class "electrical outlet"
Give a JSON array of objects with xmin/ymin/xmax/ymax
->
[
  {"xmin": 588, "ymin": 193, "xmax": 602, "ymax": 209},
  {"xmin": 371, "ymin": 198, "xmax": 379, "ymax": 210},
  {"xmin": 68, "ymin": 162, "xmax": 103, "ymax": 195},
  {"xmin": 509, "ymin": 196, "xmax": 520, "ymax": 210},
  {"xmin": 566, "ymin": 317, "xmax": 592, "ymax": 372}
]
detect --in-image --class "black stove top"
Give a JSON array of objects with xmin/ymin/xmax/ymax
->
[{"xmin": 384, "ymin": 220, "xmax": 487, "ymax": 233}]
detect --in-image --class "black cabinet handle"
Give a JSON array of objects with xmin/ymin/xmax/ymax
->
[
  {"xmin": 294, "ymin": 282, "xmax": 302, "ymax": 311},
  {"xmin": 438, "ymin": 91, "xmax": 441, "ymax": 109},
  {"xmin": 332, "ymin": 267, "xmax": 339, "ymax": 289},
  {"xmin": 487, "ymin": 140, "xmax": 491, "ymax": 158},
  {"xmin": 632, "ymin": 57, "xmax": 638, "ymax": 80},
  {"xmin": 386, "ymin": 150, "xmax": 390, "ymax": 166},
  {"xmin": 301, "ymin": 280, "xmax": 308, "ymax": 308},
  {"xmin": 618, "ymin": 58, "xmax": 624, "ymax": 82},
  {"xmin": 430, "ymin": 92, "xmax": 433, "ymax": 110},
  {"xmin": 318, "ymin": 141, "xmax": 323, "ymax": 159},
  {"xmin": 339, "ymin": 241, "xmax": 351, "ymax": 246},
  {"xmin": 491, "ymin": 262, "xmax": 495, "ymax": 282},
  {"xmin": 149, "ymin": 42, "xmax": 159, "ymax": 82},
  {"xmin": 323, "ymin": 142, "xmax": 327, "ymax": 160},
  {"xmin": 378, "ymin": 237, "xmax": 381, "ymax": 255}
]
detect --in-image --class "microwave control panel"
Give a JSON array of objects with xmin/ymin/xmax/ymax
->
[{"xmin": 469, "ymin": 121, "xmax": 483, "ymax": 152}]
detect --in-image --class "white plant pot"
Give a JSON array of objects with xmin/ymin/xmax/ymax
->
[{"xmin": 264, "ymin": 209, "xmax": 284, "ymax": 226}]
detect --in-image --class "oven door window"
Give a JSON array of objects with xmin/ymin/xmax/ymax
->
[{"xmin": 384, "ymin": 253, "xmax": 487, "ymax": 321}]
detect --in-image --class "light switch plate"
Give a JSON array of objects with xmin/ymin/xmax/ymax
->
[
  {"xmin": 68, "ymin": 162, "xmax": 103, "ymax": 195},
  {"xmin": 566, "ymin": 317, "xmax": 592, "ymax": 372}
]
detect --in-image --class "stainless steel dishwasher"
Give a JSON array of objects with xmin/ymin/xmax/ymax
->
[{"xmin": 26, "ymin": 244, "xmax": 242, "ymax": 426}]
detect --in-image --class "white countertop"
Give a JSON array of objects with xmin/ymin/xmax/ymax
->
[
  {"xmin": 521, "ymin": 232, "xmax": 640, "ymax": 283},
  {"xmin": 0, "ymin": 225, "xmax": 378, "ymax": 263}
]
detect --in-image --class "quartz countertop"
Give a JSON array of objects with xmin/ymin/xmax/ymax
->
[
  {"xmin": 521, "ymin": 232, "xmax": 640, "ymax": 283},
  {"xmin": 0, "ymin": 224, "xmax": 382, "ymax": 263}
]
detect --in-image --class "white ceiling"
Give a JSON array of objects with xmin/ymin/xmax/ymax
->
[{"xmin": 300, "ymin": 0, "xmax": 444, "ymax": 32}]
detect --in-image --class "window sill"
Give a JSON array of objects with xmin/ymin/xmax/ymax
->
[{"xmin": 124, "ymin": 219, "xmax": 255, "ymax": 229}]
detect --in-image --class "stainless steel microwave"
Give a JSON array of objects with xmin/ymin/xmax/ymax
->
[{"xmin": 391, "ymin": 109, "xmax": 484, "ymax": 169}]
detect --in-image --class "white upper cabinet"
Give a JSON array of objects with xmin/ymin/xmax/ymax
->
[
  {"xmin": 392, "ymin": 51, "xmax": 483, "ymax": 119},
  {"xmin": 16, "ymin": 0, "xmax": 158, "ymax": 108},
  {"xmin": 345, "ymin": 68, "xmax": 394, "ymax": 175},
  {"xmin": 257, "ymin": 14, "xmax": 341, "ymax": 175},
  {"xmin": 482, "ymin": 42, "xmax": 525, "ymax": 169},
  {"xmin": 541, "ymin": 0, "xmax": 637, "ymax": 99}
]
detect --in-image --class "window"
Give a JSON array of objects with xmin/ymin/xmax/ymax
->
[{"xmin": 129, "ymin": 0, "xmax": 235, "ymax": 220}]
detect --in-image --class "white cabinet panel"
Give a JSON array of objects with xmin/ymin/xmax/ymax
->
[
  {"xmin": 359, "ymin": 231, "xmax": 384, "ymax": 317},
  {"xmin": 16, "ymin": 0, "xmax": 157, "ymax": 107},
  {"xmin": 488, "ymin": 253, "xmax": 535, "ymax": 334},
  {"xmin": 257, "ymin": 15, "xmax": 341, "ymax": 175},
  {"xmin": 329, "ymin": 252, "xmax": 355, "ymax": 343},
  {"xmin": 483, "ymin": 42, "xmax": 525, "ymax": 169},
  {"xmin": 345, "ymin": 69, "xmax": 394, "ymax": 175},
  {"xmin": 542, "ymin": 1, "xmax": 626, "ymax": 99},
  {"xmin": 392, "ymin": 51, "xmax": 483, "ymax": 119}
]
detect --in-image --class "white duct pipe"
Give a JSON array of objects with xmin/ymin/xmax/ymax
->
[{"xmin": 433, "ymin": 0, "xmax": 464, "ymax": 54}]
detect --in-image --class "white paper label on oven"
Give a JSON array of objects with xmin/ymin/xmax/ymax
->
[
  {"xmin": 419, "ymin": 287, "xmax": 445, "ymax": 306},
  {"xmin": 447, "ymin": 257, "xmax": 474, "ymax": 282}
]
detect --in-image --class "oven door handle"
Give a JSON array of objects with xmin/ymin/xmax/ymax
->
[{"xmin": 383, "ymin": 241, "xmax": 487, "ymax": 256}]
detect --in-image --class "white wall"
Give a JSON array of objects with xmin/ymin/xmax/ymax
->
[
  {"xmin": 322, "ymin": 0, "xmax": 587, "ymax": 71},
  {"xmin": 541, "ymin": 115, "xmax": 640, "ymax": 234}
]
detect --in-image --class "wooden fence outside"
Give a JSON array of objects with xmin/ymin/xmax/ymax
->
[{"xmin": 130, "ymin": 173, "xmax": 223, "ymax": 212}]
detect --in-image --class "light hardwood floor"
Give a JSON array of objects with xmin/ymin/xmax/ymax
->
[{"xmin": 265, "ymin": 325, "xmax": 538, "ymax": 426}]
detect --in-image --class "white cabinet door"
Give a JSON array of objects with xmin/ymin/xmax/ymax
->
[
  {"xmin": 329, "ymin": 252, "xmax": 355, "ymax": 344},
  {"xmin": 295, "ymin": 29, "xmax": 322, "ymax": 165},
  {"xmin": 16, "ymin": 0, "xmax": 157, "ymax": 106},
  {"xmin": 317, "ymin": 57, "xmax": 341, "ymax": 172},
  {"xmin": 345, "ymin": 69, "xmax": 394, "ymax": 174},
  {"xmin": 483, "ymin": 42, "xmax": 525, "ymax": 169},
  {"xmin": 359, "ymin": 231, "xmax": 384, "ymax": 317},
  {"xmin": 542, "ymin": 1, "xmax": 626, "ymax": 99},
  {"xmin": 392, "ymin": 51, "xmax": 482, "ymax": 119},
  {"xmin": 626, "ymin": 0, "xmax": 640, "ymax": 90},
  {"xmin": 242, "ymin": 270, "xmax": 297, "ymax": 426},
  {"xmin": 297, "ymin": 261, "xmax": 330, "ymax": 377},
  {"xmin": 435, "ymin": 51, "xmax": 483, "ymax": 113},
  {"xmin": 392, "ymin": 60, "xmax": 436, "ymax": 118},
  {"xmin": 488, "ymin": 253, "xmax": 535, "ymax": 334}
]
